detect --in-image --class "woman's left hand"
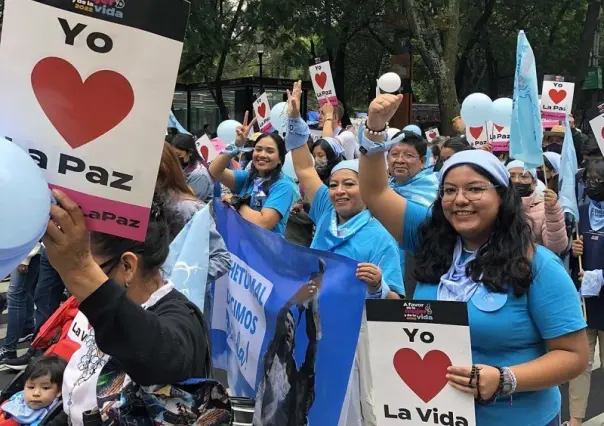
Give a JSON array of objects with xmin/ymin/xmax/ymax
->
[
  {"xmin": 356, "ymin": 263, "xmax": 382, "ymax": 289},
  {"xmin": 221, "ymin": 193, "xmax": 234, "ymax": 204},
  {"xmin": 543, "ymin": 189, "xmax": 558, "ymax": 207},
  {"xmin": 43, "ymin": 189, "xmax": 96, "ymax": 280},
  {"xmin": 447, "ymin": 365, "xmax": 501, "ymax": 400}
]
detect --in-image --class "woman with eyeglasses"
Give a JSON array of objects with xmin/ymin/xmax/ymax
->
[
  {"xmin": 286, "ymin": 82, "xmax": 403, "ymax": 425},
  {"xmin": 567, "ymin": 159, "xmax": 604, "ymax": 426},
  {"xmin": 358, "ymin": 94, "xmax": 588, "ymax": 426},
  {"xmin": 507, "ymin": 160, "xmax": 568, "ymax": 254},
  {"xmin": 209, "ymin": 113, "xmax": 297, "ymax": 236},
  {"xmin": 42, "ymin": 190, "xmax": 211, "ymax": 426}
]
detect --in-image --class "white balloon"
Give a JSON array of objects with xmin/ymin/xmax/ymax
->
[
  {"xmin": 282, "ymin": 151, "xmax": 314, "ymax": 181},
  {"xmin": 270, "ymin": 102, "xmax": 288, "ymax": 134},
  {"xmin": 460, "ymin": 93, "xmax": 493, "ymax": 127},
  {"xmin": 216, "ymin": 120, "xmax": 241, "ymax": 145},
  {"xmin": 378, "ymin": 73, "xmax": 402, "ymax": 93},
  {"xmin": 490, "ymin": 97, "xmax": 513, "ymax": 127}
]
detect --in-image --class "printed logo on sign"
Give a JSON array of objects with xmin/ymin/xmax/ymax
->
[
  {"xmin": 72, "ymin": 0, "xmax": 126, "ymax": 19},
  {"xmin": 403, "ymin": 302, "xmax": 434, "ymax": 321}
]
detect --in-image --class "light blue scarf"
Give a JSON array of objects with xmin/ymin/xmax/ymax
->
[
  {"xmin": 437, "ymin": 239, "xmax": 479, "ymax": 302},
  {"xmin": 389, "ymin": 168, "xmax": 439, "ymax": 208},
  {"xmin": 315, "ymin": 209, "xmax": 372, "ymax": 252},
  {"xmin": 589, "ymin": 201, "xmax": 604, "ymax": 231},
  {"xmin": 3, "ymin": 391, "xmax": 59, "ymax": 426}
]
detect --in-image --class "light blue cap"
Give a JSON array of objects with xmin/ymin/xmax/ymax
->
[
  {"xmin": 403, "ymin": 124, "xmax": 422, "ymax": 137},
  {"xmin": 439, "ymin": 150, "xmax": 510, "ymax": 187},
  {"xmin": 506, "ymin": 160, "xmax": 537, "ymax": 180},
  {"xmin": 331, "ymin": 159, "xmax": 359, "ymax": 175}
]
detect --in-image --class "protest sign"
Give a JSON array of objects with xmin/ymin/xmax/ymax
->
[
  {"xmin": 541, "ymin": 75, "xmax": 574, "ymax": 120},
  {"xmin": 210, "ymin": 201, "xmax": 366, "ymax": 426},
  {"xmin": 0, "ymin": 0, "xmax": 189, "ymax": 241},
  {"xmin": 366, "ymin": 300, "xmax": 475, "ymax": 426},
  {"xmin": 489, "ymin": 123, "xmax": 510, "ymax": 152},
  {"xmin": 309, "ymin": 56, "xmax": 338, "ymax": 106},
  {"xmin": 425, "ymin": 128, "xmax": 440, "ymax": 143},
  {"xmin": 195, "ymin": 134, "xmax": 218, "ymax": 162},
  {"xmin": 310, "ymin": 129, "xmax": 323, "ymax": 143},
  {"xmin": 466, "ymin": 124, "xmax": 488, "ymax": 147},
  {"xmin": 253, "ymin": 92, "xmax": 272, "ymax": 133},
  {"xmin": 589, "ymin": 103, "xmax": 604, "ymax": 156}
]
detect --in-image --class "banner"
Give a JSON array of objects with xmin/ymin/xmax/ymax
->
[
  {"xmin": 541, "ymin": 75, "xmax": 574, "ymax": 120},
  {"xmin": 253, "ymin": 92, "xmax": 272, "ymax": 133},
  {"xmin": 366, "ymin": 300, "xmax": 475, "ymax": 426},
  {"xmin": 0, "ymin": 0, "xmax": 189, "ymax": 241},
  {"xmin": 425, "ymin": 128, "xmax": 440, "ymax": 143},
  {"xmin": 309, "ymin": 56, "xmax": 338, "ymax": 106},
  {"xmin": 210, "ymin": 202, "xmax": 366, "ymax": 426}
]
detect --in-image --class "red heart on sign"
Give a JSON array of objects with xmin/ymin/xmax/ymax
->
[
  {"xmin": 549, "ymin": 89, "xmax": 567, "ymax": 104},
  {"xmin": 31, "ymin": 57, "xmax": 134, "ymax": 149},
  {"xmin": 200, "ymin": 145, "xmax": 209, "ymax": 161},
  {"xmin": 393, "ymin": 349, "xmax": 452, "ymax": 403},
  {"xmin": 428, "ymin": 131, "xmax": 437, "ymax": 139},
  {"xmin": 469, "ymin": 126, "xmax": 483, "ymax": 139},
  {"xmin": 494, "ymin": 124, "xmax": 504, "ymax": 132},
  {"xmin": 315, "ymin": 72, "xmax": 328, "ymax": 89},
  {"xmin": 258, "ymin": 103, "xmax": 267, "ymax": 118},
  {"xmin": 601, "ymin": 127, "xmax": 604, "ymax": 140}
]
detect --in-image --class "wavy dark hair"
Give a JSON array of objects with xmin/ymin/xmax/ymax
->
[
  {"xmin": 245, "ymin": 133, "xmax": 287, "ymax": 194},
  {"xmin": 312, "ymin": 138, "xmax": 343, "ymax": 182},
  {"xmin": 413, "ymin": 164, "xmax": 534, "ymax": 297}
]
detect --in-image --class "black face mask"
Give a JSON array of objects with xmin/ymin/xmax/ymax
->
[
  {"xmin": 514, "ymin": 182, "xmax": 533, "ymax": 198},
  {"xmin": 585, "ymin": 185, "xmax": 604, "ymax": 202},
  {"xmin": 545, "ymin": 144, "xmax": 562, "ymax": 154},
  {"xmin": 536, "ymin": 171, "xmax": 545, "ymax": 182},
  {"xmin": 433, "ymin": 159, "xmax": 444, "ymax": 172}
]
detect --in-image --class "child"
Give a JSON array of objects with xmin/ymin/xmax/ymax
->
[{"xmin": 0, "ymin": 355, "xmax": 67, "ymax": 426}]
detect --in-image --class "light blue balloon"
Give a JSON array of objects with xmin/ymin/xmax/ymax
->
[
  {"xmin": 490, "ymin": 97, "xmax": 513, "ymax": 127},
  {"xmin": 216, "ymin": 120, "xmax": 241, "ymax": 145},
  {"xmin": 460, "ymin": 93, "xmax": 493, "ymax": 127},
  {"xmin": 0, "ymin": 138, "xmax": 50, "ymax": 264},
  {"xmin": 270, "ymin": 102, "xmax": 288, "ymax": 134}
]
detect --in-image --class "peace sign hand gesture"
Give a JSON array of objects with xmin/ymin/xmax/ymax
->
[
  {"xmin": 367, "ymin": 94, "xmax": 403, "ymax": 131},
  {"xmin": 235, "ymin": 111, "xmax": 257, "ymax": 147},
  {"xmin": 287, "ymin": 80, "xmax": 303, "ymax": 119}
]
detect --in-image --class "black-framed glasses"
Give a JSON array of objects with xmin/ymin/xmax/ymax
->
[{"xmin": 439, "ymin": 184, "xmax": 499, "ymax": 202}]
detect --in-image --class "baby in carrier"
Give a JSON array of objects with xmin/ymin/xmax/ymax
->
[{"xmin": 0, "ymin": 356, "xmax": 67, "ymax": 426}]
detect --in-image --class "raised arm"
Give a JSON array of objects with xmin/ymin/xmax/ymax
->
[
  {"xmin": 209, "ymin": 112, "xmax": 256, "ymax": 191},
  {"xmin": 320, "ymin": 102, "xmax": 335, "ymax": 138},
  {"xmin": 358, "ymin": 95, "xmax": 408, "ymax": 244},
  {"xmin": 287, "ymin": 81, "xmax": 323, "ymax": 203}
]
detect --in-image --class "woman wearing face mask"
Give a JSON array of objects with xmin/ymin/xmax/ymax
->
[
  {"xmin": 358, "ymin": 94, "xmax": 588, "ymax": 426},
  {"xmin": 171, "ymin": 133, "xmax": 213, "ymax": 202},
  {"xmin": 209, "ymin": 113, "xmax": 297, "ymax": 236},
  {"xmin": 42, "ymin": 190, "xmax": 211, "ymax": 426},
  {"xmin": 287, "ymin": 82, "xmax": 404, "ymax": 426},
  {"xmin": 543, "ymin": 125, "xmax": 564, "ymax": 154},
  {"xmin": 507, "ymin": 160, "xmax": 567, "ymax": 254},
  {"xmin": 537, "ymin": 152, "xmax": 561, "ymax": 194},
  {"xmin": 311, "ymin": 138, "xmax": 344, "ymax": 183},
  {"xmin": 567, "ymin": 159, "xmax": 604, "ymax": 426}
]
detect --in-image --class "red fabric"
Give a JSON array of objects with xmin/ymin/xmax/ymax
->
[{"xmin": 32, "ymin": 296, "xmax": 80, "ymax": 362}]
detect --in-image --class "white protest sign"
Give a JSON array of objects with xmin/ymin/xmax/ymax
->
[
  {"xmin": 541, "ymin": 75, "xmax": 574, "ymax": 120},
  {"xmin": 253, "ymin": 92, "xmax": 272, "ymax": 133},
  {"xmin": 489, "ymin": 123, "xmax": 510, "ymax": 152},
  {"xmin": 309, "ymin": 56, "xmax": 337, "ymax": 106},
  {"xmin": 310, "ymin": 129, "xmax": 323, "ymax": 143},
  {"xmin": 589, "ymin": 103, "xmax": 604, "ymax": 157},
  {"xmin": 195, "ymin": 135, "xmax": 218, "ymax": 162},
  {"xmin": 0, "ymin": 0, "xmax": 189, "ymax": 241},
  {"xmin": 367, "ymin": 300, "xmax": 475, "ymax": 426},
  {"xmin": 465, "ymin": 124, "xmax": 488, "ymax": 147},
  {"xmin": 211, "ymin": 253, "xmax": 274, "ymax": 387},
  {"xmin": 425, "ymin": 128, "xmax": 440, "ymax": 143}
]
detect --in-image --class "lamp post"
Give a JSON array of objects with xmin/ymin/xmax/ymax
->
[{"xmin": 257, "ymin": 43, "xmax": 264, "ymax": 78}]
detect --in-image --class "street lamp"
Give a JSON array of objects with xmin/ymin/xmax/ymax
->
[{"xmin": 257, "ymin": 42, "xmax": 264, "ymax": 78}]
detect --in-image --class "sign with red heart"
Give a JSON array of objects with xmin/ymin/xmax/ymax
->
[
  {"xmin": 588, "ymin": 107, "xmax": 604, "ymax": 158},
  {"xmin": 489, "ymin": 123, "xmax": 510, "ymax": 152},
  {"xmin": 425, "ymin": 127, "xmax": 440, "ymax": 143},
  {"xmin": 309, "ymin": 56, "xmax": 338, "ymax": 106},
  {"xmin": 195, "ymin": 135, "xmax": 218, "ymax": 163},
  {"xmin": 366, "ymin": 300, "xmax": 475, "ymax": 426},
  {"xmin": 466, "ymin": 125, "xmax": 488, "ymax": 147},
  {"xmin": 0, "ymin": 0, "xmax": 189, "ymax": 241},
  {"xmin": 253, "ymin": 92, "xmax": 272, "ymax": 133},
  {"xmin": 541, "ymin": 75, "xmax": 574, "ymax": 120}
]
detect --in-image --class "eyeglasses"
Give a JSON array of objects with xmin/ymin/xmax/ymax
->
[
  {"xmin": 439, "ymin": 184, "xmax": 499, "ymax": 202},
  {"xmin": 390, "ymin": 151, "xmax": 420, "ymax": 161}
]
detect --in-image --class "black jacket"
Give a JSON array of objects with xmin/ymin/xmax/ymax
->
[{"xmin": 79, "ymin": 279, "xmax": 211, "ymax": 386}]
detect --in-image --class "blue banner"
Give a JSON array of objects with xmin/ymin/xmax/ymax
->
[
  {"xmin": 209, "ymin": 201, "xmax": 366, "ymax": 425},
  {"xmin": 560, "ymin": 117, "xmax": 579, "ymax": 221}
]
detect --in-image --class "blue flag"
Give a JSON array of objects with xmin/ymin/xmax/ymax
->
[
  {"xmin": 209, "ymin": 201, "xmax": 366, "ymax": 425},
  {"xmin": 510, "ymin": 31, "xmax": 544, "ymax": 169},
  {"xmin": 168, "ymin": 110, "xmax": 191, "ymax": 135},
  {"xmin": 559, "ymin": 117, "xmax": 579, "ymax": 221},
  {"xmin": 163, "ymin": 206, "xmax": 211, "ymax": 311}
]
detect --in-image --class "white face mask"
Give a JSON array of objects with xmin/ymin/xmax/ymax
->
[{"xmin": 315, "ymin": 158, "xmax": 328, "ymax": 171}]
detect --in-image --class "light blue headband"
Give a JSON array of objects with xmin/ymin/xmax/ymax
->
[
  {"xmin": 331, "ymin": 159, "xmax": 359, "ymax": 175},
  {"xmin": 321, "ymin": 137, "xmax": 345, "ymax": 156},
  {"xmin": 439, "ymin": 150, "xmax": 510, "ymax": 187}
]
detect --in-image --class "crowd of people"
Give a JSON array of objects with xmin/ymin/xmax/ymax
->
[{"xmin": 0, "ymin": 80, "xmax": 603, "ymax": 426}]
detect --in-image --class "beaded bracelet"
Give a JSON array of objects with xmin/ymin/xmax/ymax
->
[{"xmin": 363, "ymin": 120, "xmax": 389, "ymax": 136}]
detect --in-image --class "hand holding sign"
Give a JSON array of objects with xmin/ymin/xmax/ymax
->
[{"xmin": 446, "ymin": 364, "xmax": 501, "ymax": 401}]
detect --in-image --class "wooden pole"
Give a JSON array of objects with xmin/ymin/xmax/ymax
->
[{"xmin": 575, "ymin": 222, "xmax": 587, "ymax": 320}]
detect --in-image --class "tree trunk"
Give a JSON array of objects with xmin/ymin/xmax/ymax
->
[
  {"xmin": 573, "ymin": 0, "xmax": 602, "ymax": 109},
  {"xmin": 401, "ymin": 0, "xmax": 461, "ymax": 135}
]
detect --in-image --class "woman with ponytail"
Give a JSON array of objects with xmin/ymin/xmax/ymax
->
[{"xmin": 209, "ymin": 112, "xmax": 297, "ymax": 235}]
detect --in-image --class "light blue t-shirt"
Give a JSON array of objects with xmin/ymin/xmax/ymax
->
[
  {"xmin": 309, "ymin": 185, "xmax": 404, "ymax": 296},
  {"xmin": 233, "ymin": 170, "xmax": 296, "ymax": 236},
  {"xmin": 403, "ymin": 201, "xmax": 586, "ymax": 426}
]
